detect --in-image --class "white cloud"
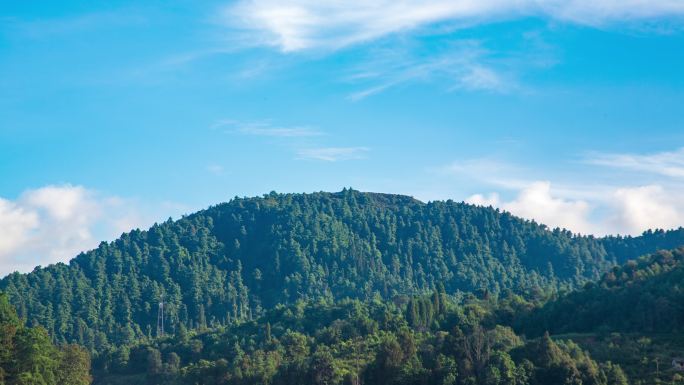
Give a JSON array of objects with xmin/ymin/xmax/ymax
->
[
  {"xmin": 468, "ymin": 181, "xmax": 597, "ymax": 234},
  {"xmin": 0, "ymin": 199, "xmax": 39, "ymax": 258},
  {"xmin": 451, "ymin": 146, "xmax": 684, "ymax": 235},
  {"xmin": 610, "ymin": 185, "xmax": 681, "ymax": 234},
  {"xmin": 0, "ymin": 185, "xmax": 157, "ymax": 276},
  {"xmin": 297, "ymin": 147, "xmax": 369, "ymax": 161},
  {"xmin": 585, "ymin": 147, "xmax": 684, "ymax": 178},
  {"xmin": 464, "ymin": 181, "xmax": 684, "ymax": 236},
  {"xmin": 223, "ymin": 0, "xmax": 684, "ymax": 52},
  {"xmin": 466, "ymin": 192, "xmax": 500, "ymax": 207},
  {"xmin": 21, "ymin": 185, "xmax": 98, "ymax": 222}
]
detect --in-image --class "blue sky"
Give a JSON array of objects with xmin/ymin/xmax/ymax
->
[{"xmin": 1, "ymin": 0, "xmax": 684, "ymax": 274}]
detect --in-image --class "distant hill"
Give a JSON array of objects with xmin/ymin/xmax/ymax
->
[
  {"xmin": 1, "ymin": 189, "xmax": 683, "ymax": 351},
  {"xmin": 514, "ymin": 246, "xmax": 684, "ymax": 336}
]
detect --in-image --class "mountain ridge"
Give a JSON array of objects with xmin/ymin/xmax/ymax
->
[{"xmin": 2, "ymin": 189, "xmax": 683, "ymax": 352}]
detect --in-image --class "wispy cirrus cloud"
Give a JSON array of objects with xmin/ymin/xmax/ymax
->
[
  {"xmin": 458, "ymin": 65, "xmax": 506, "ymax": 91},
  {"xmin": 439, "ymin": 157, "xmax": 530, "ymax": 189},
  {"xmin": 346, "ymin": 41, "xmax": 514, "ymax": 100},
  {"xmin": 584, "ymin": 147, "xmax": 684, "ymax": 178},
  {"xmin": 214, "ymin": 119, "xmax": 323, "ymax": 137},
  {"xmin": 217, "ymin": 119, "xmax": 369, "ymax": 161},
  {"xmin": 222, "ymin": 0, "xmax": 684, "ymax": 53},
  {"xmin": 297, "ymin": 146, "xmax": 369, "ymax": 161}
]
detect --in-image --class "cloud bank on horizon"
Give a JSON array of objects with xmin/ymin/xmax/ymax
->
[
  {"xmin": 0, "ymin": 185, "xmax": 185, "ymax": 277},
  {"xmin": 454, "ymin": 146, "xmax": 684, "ymax": 236},
  {"xmin": 466, "ymin": 182, "xmax": 682, "ymax": 237}
]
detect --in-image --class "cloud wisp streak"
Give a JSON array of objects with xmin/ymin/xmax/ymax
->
[
  {"xmin": 297, "ymin": 147, "xmax": 370, "ymax": 161},
  {"xmin": 346, "ymin": 42, "xmax": 514, "ymax": 100},
  {"xmin": 342, "ymin": 34, "xmax": 545, "ymax": 101},
  {"xmin": 223, "ymin": 0, "xmax": 684, "ymax": 52},
  {"xmin": 218, "ymin": 119, "xmax": 370, "ymax": 162},
  {"xmin": 585, "ymin": 147, "xmax": 684, "ymax": 178},
  {"xmin": 215, "ymin": 120, "xmax": 324, "ymax": 137}
]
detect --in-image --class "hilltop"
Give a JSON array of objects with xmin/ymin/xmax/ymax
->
[{"xmin": 2, "ymin": 189, "xmax": 683, "ymax": 352}]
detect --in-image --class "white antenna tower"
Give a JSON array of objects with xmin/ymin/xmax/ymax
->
[{"xmin": 157, "ymin": 294, "xmax": 164, "ymax": 337}]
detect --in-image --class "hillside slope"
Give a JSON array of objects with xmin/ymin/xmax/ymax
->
[
  {"xmin": 1, "ymin": 189, "xmax": 683, "ymax": 351},
  {"xmin": 92, "ymin": 293, "xmax": 629, "ymax": 385},
  {"xmin": 515, "ymin": 247, "xmax": 684, "ymax": 336}
]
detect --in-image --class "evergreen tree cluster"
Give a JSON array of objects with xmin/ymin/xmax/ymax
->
[
  {"xmin": 1, "ymin": 190, "xmax": 682, "ymax": 353},
  {"xmin": 514, "ymin": 247, "xmax": 684, "ymax": 336},
  {"xmin": 93, "ymin": 294, "xmax": 629, "ymax": 385},
  {"xmin": 0, "ymin": 292, "xmax": 92, "ymax": 385}
]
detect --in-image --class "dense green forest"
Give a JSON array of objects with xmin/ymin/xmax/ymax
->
[
  {"xmin": 88, "ymin": 247, "xmax": 684, "ymax": 385},
  {"xmin": 92, "ymin": 290, "xmax": 631, "ymax": 385},
  {"xmin": 0, "ymin": 292, "xmax": 91, "ymax": 385},
  {"xmin": 514, "ymin": 247, "xmax": 684, "ymax": 336},
  {"xmin": 2, "ymin": 190, "xmax": 684, "ymax": 354}
]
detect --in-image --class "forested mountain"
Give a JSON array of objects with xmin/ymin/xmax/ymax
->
[
  {"xmin": 1, "ymin": 189, "xmax": 683, "ymax": 353},
  {"xmin": 514, "ymin": 247, "xmax": 684, "ymax": 336}
]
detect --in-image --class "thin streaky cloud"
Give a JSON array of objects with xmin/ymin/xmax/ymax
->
[
  {"xmin": 585, "ymin": 147, "xmax": 684, "ymax": 178},
  {"xmin": 438, "ymin": 157, "xmax": 532, "ymax": 190},
  {"xmin": 297, "ymin": 147, "xmax": 370, "ymax": 161},
  {"xmin": 222, "ymin": 0, "xmax": 684, "ymax": 52},
  {"xmin": 348, "ymin": 83, "xmax": 395, "ymax": 102},
  {"xmin": 456, "ymin": 65, "xmax": 506, "ymax": 91},
  {"xmin": 214, "ymin": 120, "xmax": 324, "ymax": 137},
  {"xmin": 346, "ymin": 41, "xmax": 516, "ymax": 100}
]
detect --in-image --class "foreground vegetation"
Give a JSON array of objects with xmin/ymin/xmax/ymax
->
[
  {"xmin": 93, "ymin": 291, "xmax": 630, "ymax": 385},
  {"xmin": 0, "ymin": 292, "xmax": 91, "ymax": 385},
  {"xmin": 86, "ymin": 246, "xmax": 684, "ymax": 384},
  {"xmin": 6, "ymin": 245, "xmax": 684, "ymax": 384}
]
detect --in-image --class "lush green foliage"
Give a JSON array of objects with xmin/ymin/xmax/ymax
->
[
  {"xmin": 2, "ymin": 190, "xmax": 683, "ymax": 353},
  {"xmin": 0, "ymin": 292, "xmax": 92, "ymax": 385},
  {"xmin": 514, "ymin": 247, "xmax": 684, "ymax": 336},
  {"xmin": 93, "ymin": 292, "xmax": 629, "ymax": 385}
]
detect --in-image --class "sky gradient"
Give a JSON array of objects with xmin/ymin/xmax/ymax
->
[{"xmin": 2, "ymin": 0, "xmax": 684, "ymax": 275}]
